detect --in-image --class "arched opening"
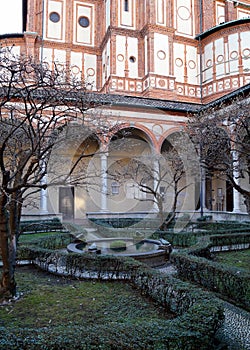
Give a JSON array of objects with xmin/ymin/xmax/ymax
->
[{"xmin": 107, "ymin": 127, "xmax": 154, "ymax": 213}]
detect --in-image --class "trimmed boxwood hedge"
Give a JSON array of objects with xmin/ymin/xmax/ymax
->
[
  {"xmin": 171, "ymin": 233, "xmax": 250, "ymax": 310},
  {"xmin": 10, "ymin": 235, "xmax": 224, "ymax": 350}
]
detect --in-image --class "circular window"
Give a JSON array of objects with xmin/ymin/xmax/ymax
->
[
  {"xmin": 129, "ymin": 56, "xmax": 136, "ymax": 63},
  {"xmin": 49, "ymin": 12, "xmax": 60, "ymax": 23},
  {"xmin": 78, "ymin": 16, "xmax": 90, "ymax": 28}
]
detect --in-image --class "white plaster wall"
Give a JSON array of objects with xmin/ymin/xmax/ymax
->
[
  {"xmin": 175, "ymin": 0, "xmax": 194, "ymax": 37},
  {"xmin": 84, "ymin": 54, "xmax": 97, "ymax": 90},
  {"xmin": 156, "ymin": 0, "xmax": 167, "ymax": 26},
  {"xmin": 128, "ymin": 37, "xmax": 138, "ymax": 78},
  {"xmin": 42, "ymin": 47, "xmax": 53, "ymax": 67},
  {"xmin": 74, "ymin": 2, "xmax": 95, "ymax": 46},
  {"xmin": 174, "ymin": 43, "xmax": 185, "ymax": 83},
  {"xmin": 228, "ymin": 33, "xmax": 239, "ymax": 74},
  {"xmin": 237, "ymin": 8, "xmax": 250, "ymax": 19},
  {"xmin": 105, "ymin": 0, "xmax": 110, "ymax": 30},
  {"xmin": 45, "ymin": 0, "xmax": 65, "ymax": 41},
  {"xmin": 144, "ymin": 35, "xmax": 148, "ymax": 75},
  {"xmin": 215, "ymin": 38, "xmax": 225, "ymax": 78},
  {"xmin": 116, "ymin": 35, "xmax": 126, "ymax": 77},
  {"xmin": 54, "ymin": 49, "xmax": 66, "ymax": 64},
  {"xmin": 186, "ymin": 45, "xmax": 198, "ymax": 84},
  {"xmin": 216, "ymin": 2, "xmax": 225, "ymax": 25},
  {"xmin": 118, "ymin": 0, "xmax": 136, "ymax": 29},
  {"xmin": 102, "ymin": 40, "xmax": 110, "ymax": 84},
  {"xmin": 154, "ymin": 33, "xmax": 169, "ymax": 76},
  {"xmin": 241, "ymin": 31, "xmax": 250, "ymax": 71},
  {"xmin": 203, "ymin": 43, "xmax": 213, "ymax": 82},
  {"xmin": 71, "ymin": 51, "xmax": 83, "ymax": 80}
]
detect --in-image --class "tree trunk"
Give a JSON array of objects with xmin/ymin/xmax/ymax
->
[
  {"xmin": 0, "ymin": 194, "xmax": 16, "ymax": 300},
  {"xmin": 7, "ymin": 193, "xmax": 23, "ymax": 297}
]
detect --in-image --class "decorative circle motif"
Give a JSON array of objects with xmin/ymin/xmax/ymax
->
[
  {"xmin": 129, "ymin": 56, "xmax": 136, "ymax": 63},
  {"xmin": 177, "ymin": 86, "xmax": 183, "ymax": 93},
  {"xmin": 188, "ymin": 60, "xmax": 196, "ymax": 69},
  {"xmin": 117, "ymin": 54, "xmax": 124, "ymax": 62},
  {"xmin": 157, "ymin": 50, "xmax": 166, "ymax": 60},
  {"xmin": 206, "ymin": 59, "xmax": 212, "ymax": 68},
  {"xmin": 158, "ymin": 79, "xmax": 166, "ymax": 87},
  {"xmin": 208, "ymin": 85, "xmax": 213, "ymax": 93},
  {"xmin": 189, "ymin": 88, "xmax": 195, "ymax": 96},
  {"xmin": 230, "ymin": 51, "xmax": 238, "ymax": 60},
  {"xmin": 55, "ymin": 63, "xmax": 64, "ymax": 72},
  {"xmin": 71, "ymin": 65, "xmax": 80, "ymax": 75},
  {"xmin": 175, "ymin": 58, "xmax": 183, "ymax": 67},
  {"xmin": 177, "ymin": 6, "xmax": 191, "ymax": 20},
  {"xmin": 87, "ymin": 68, "xmax": 95, "ymax": 76},
  {"xmin": 217, "ymin": 55, "xmax": 224, "ymax": 63},
  {"xmin": 49, "ymin": 12, "xmax": 60, "ymax": 23},
  {"xmin": 243, "ymin": 48, "xmax": 250, "ymax": 57},
  {"xmin": 78, "ymin": 16, "xmax": 90, "ymax": 28}
]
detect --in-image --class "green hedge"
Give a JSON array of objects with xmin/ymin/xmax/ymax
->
[
  {"xmin": 20, "ymin": 218, "xmax": 68, "ymax": 234},
  {"xmin": 11, "ymin": 240, "xmax": 224, "ymax": 350},
  {"xmin": 17, "ymin": 232, "xmax": 74, "ymax": 259},
  {"xmin": 171, "ymin": 233, "xmax": 250, "ymax": 310},
  {"xmin": 209, "ymin": 233, "xmax": 250, "ymax": 248},
  {"xmin": 152, "ymin": 231, "xmax": 200, "ymax": 247}
]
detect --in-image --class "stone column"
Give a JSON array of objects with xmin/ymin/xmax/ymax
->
[
  {"xmin": 153, "ymin": 158, "xmax": 160, "ymax": 212},
  {"xmin": 199, "ymin": 162, "xmax": 207, "ymax": 215},
  {"xmin": 232, "ymin": 151, "xmax": 241, "ymax": 213},
  {"xmin": 100, "ymin": 153, "xmax": 108, "ymax": 212},
  {"xmin": 40, "ymin": 163, "xmax": 48, "ymax": 213}
]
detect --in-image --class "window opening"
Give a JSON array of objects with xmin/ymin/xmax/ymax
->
[
  {"xmin": 124, "ymin": 0, "xmax": 129, "ymax": 12},
  {"xmin": 111, "ymin": 182, "xmax": 120, "ymax": 195},
  {"xmin": 78, "ymin": 16, "xmax": 90, "ymax": 27},
  {"xmin": 49, "ymin": 12, "xmax": 60, "ymax": 23}
]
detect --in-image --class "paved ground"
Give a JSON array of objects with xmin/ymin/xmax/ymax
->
[
  {"xmin": 216, "ymin": 301, "xmax": 250, "ymax": 350},
  {"xmin": 158, "ymin": 263, "xmax": 250, "ymax": 350}
]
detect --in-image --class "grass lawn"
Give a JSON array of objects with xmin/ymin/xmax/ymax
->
[
  {"xmin": 214, "ymin": 249, "xmax": 250, "ymax": 273},
  {"xmin": 18, "ymin": 232, "xmax": 64, "ymax": 244},
  {"xmin": 0, "ymin": 266, "xmax": 174, "ymax": 330}
]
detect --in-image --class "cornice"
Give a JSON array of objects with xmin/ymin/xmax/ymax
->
[{"xmin": 196, "ymin": 18, "xmax": 250, "ymax": 40}]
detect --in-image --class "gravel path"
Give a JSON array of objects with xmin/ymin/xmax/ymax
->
[
  {"xmin": 158, "ymin": 263, "xmax": 250, "ymax": 350},
  {"xmin": 215, "ymin": 301, "xmax": 250, "ymax": 350}
]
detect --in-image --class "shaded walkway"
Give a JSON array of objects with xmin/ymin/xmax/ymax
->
[
  {"xmin": 216, "ymin": 301, "xmax": 250, "ymax": 350},
  {"xmin": 159, "ymin": 263, "xmax": 250, "ymax": 350}
]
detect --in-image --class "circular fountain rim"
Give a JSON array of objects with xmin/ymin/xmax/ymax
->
[{"xmin": 67, "ymin": 237, "xmax": 170, "ymax": 257}]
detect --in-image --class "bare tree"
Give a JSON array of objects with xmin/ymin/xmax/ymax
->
[
  {"xmin": 0, "ymin": 47, "xmax": 103, "ymax": 300},
  {"xmin": 188, "ymin": 94, "xmax": 250, "ymax": 214},
  {"xmin": 108, "ymin": 133, "xmax": 197, "ymax": 230}
]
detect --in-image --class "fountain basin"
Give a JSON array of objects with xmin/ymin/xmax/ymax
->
[{"xmin": 67, "ymin": 237, "xmax": 171, "ymax": 267}]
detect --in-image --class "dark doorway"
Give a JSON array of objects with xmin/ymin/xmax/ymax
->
[
  {"xmin": 59, "ymin": 187, "xmax": 75, "ymax": 219},
  {"xmin": 226, "ymin": 181, "xmax": 233, "ymax": 212}
]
